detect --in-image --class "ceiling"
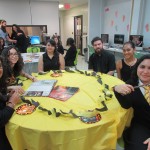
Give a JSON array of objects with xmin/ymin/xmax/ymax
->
[
  {"xmin": 33, "ymin": 0, "xmax": 88, "ymax": 10},
  {"xmin": 45, "ymin": 0, "xmax": 88, "ymax": 10},
  {"xmin": 2, "ymin": 0, "xmax": 88, "ymax": 10}
]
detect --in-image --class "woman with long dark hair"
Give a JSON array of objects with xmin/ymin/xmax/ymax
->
[
  {"xmin": 53, "ymin": 36, "xmax": 64, "ymax": 55},
  {"xmin": 114, "ymin": 55, "xmax": 150, "ymax": 150},
  {"xmin": 11, "ymin": 24, "xmax": 27, "ymax": 53},
  {"xmin": 0, "ymin": 56, "xmax": 20, "ymax": 150},
  {"xmin": 38, "ymin": 39, "xmax": 65, "ymax": 72},
  {"xmin": 65, "ymin": 37, "xmax": 77, "ymax": 66},
  {"xmin": 1, "ymin": 46, "xmax": 37, "ymax": 94},
  {"xmin": 116, "ymin": 41, "xmax": 138, "ymax": 82},
  {"xmin": 0, "ymin": 37, "xmax": 4, "ymax": 54}
]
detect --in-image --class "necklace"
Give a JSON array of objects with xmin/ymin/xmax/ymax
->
[{"xmin": 124, "ymin": 58, "xmax": 137, "ymax": 67}]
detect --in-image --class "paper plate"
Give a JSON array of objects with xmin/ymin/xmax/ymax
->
[
  {"xmin": 51, "ymin": 73, "xmax": 61, "ymax": 77},
  {"xmin": 16, "ymin": 104, "xmax": 36, "ymax": 115},
  {"xmin": 79, "ymin": 114, "xmax": 101, "ymax": 124}
]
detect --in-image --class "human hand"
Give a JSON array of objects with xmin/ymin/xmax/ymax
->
[
  {"xmin": 114, "ymin": 84, "xmax": 134, "ymax": 95},
  {"xmin": 17, "ymin": 33, "xmax": 22, "ymax": 36},
  {"xmin": 30, "ymin": 76, "xmax": 38, "ymax": 82},
  {"xmin": 32, "ymin": 76, "xmax": 38, "ymax": 82},
  {"xmin": 143, "ymin": 138, "xmax": 150, "ymax": 150},
  {"xmin": 8, "ymin": 89, "xmax": 15, "ymax": 97},
  {"xmin": 11, "ymin": 86, "xmax": 25, "ymax": 95},
  {"xmin": 13, "ymin": 40, "xmax": 17, "ymax": 43},
  {"xmin": 8, "ymin": 91, "xmax": 21, "ymax": 107}
]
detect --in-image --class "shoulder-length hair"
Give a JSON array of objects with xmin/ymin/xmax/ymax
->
[
  {"xmin": 1, "ymin": 46, "xmax": 24, "ymax": 77},
  {"xmin": 53, "ymin": 36, "xmax": 62, "ymax": 46},
  {"xmin": 12, "ymin": 24, "xmax": 22, "ymax": 33},
  {"xmin": 46, "ymin": 39, "xmax": 58, "ymax": 54},
  {"xmin": 0, "ymin": 56, "xmax": 8, "ymax": 94},
  {"xmin": 66, "ymin": 38, "xmax": 75, "ymax": 46},
  {"xmin": 0, "ymin": 37, "xmax": 5, "ymax": 53}
]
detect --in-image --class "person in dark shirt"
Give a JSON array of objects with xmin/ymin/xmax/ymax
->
[
  {"xmin": 38, "ymin": 39, "xmax": 65, "ymax": 72},
  {"xmin": 11, "ymin": 24, "xmax": 27, "ymax": 53},
  {"xmin": 1, "ymin": 46, "xmax": 37, "ymax": 94},
  {"xmin": 0, "ymin": 56, "xmax": 20, "ymax": 150},
  {"xmin": 65, "ymin": 37, "xmax": 77, "ymax": 66},
  {"xmin": 114, "ymin": 55, "xmax": 150, "ymax": 150},
  {"xmin": 116, "ymin": 41, "xmax": 138, "ymax": 82},
  {"xmin": 53, "ymin": 36, "xmax": 64, "ymax": 55},
  {"xmin": 88, "ymin": 37, "xmax": 115, "ymax": 75},
  {"xmin": 0, "ymin": 37, "xmax": 4, "ymax": 54}
]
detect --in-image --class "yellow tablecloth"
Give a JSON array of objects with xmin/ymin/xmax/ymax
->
[{"xmin": 5, "ymin": 71, "xmax": 132, "ymax": 150}]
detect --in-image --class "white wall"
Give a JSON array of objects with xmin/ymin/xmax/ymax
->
[
  {"xmin": 59, "ymin": 4, "xmax": 88, "ymax": 49},
  {"xmin": 102, "ymin": 0, "xmax": 132, "ymax": 45},
  {"xmin": 142, "ymin": 0, "xmax": 150, "ymax": 47},
  {"xmin": 88, "ymin": 0, "xmax": 104, "ymax": 44},
  {"xmin": 30, "ymin": 1, "xmax": 59, "ymax": 36},
  {"xmin": 0, "ymin": 0, "xmax": 59, "ymax": 36},
  {"xmin": 0, "ymin": 0, "xmax": 31, "ymax": 24}
]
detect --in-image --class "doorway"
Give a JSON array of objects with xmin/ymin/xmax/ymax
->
[{"xmin": 74, "ymin": 15, "xmax": 83, "ymax": 55}]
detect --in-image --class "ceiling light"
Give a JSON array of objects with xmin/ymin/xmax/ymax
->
[{"xmin": 59, "ymin": 4, "xmax": 64, "ymax": 9}]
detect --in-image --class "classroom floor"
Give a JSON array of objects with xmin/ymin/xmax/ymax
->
[{"xmin": 76, "ymin": 54, "xmax": 88, "ymax": 70}]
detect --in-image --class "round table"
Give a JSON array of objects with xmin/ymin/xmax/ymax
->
[{"xmin": 6, "ymin": 71, "xmax": 131, "ymax": 150}]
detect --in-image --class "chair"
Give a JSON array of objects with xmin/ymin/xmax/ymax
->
[
  {"xmin": 87, "ymin": 45, "xmax": 94, "ymax": 56},
  {"xmin": 116, "ymin": 136, "xmax": 124, "ymax": 150},
  {"xmin": 74, "ymin": 49, "xmax": 80, "ymax": 66},
  {"xmin": 134, "ymin": 52, "xmax": 144, "ymax": 59},
  {"xmin": 27, "ymin": 47, "xmax": 40, "ymax": 53}
]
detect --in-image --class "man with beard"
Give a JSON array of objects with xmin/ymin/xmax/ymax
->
[
  {"xmin": 0, "ymin": 20, "xmax": 16, "ymax": 47},
  {"xmin": 88, "ymin": 36, "xmax": 115, "ymax": 75}
]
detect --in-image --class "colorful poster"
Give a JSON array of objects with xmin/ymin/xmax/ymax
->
[
  {"xmin": 105, "ymin": 7, "xmax": 109, "ymax": 12},
  {"xmin": 115, "ymin": 11, "xmax": 118, "ymax": 17},
  {"xmin": 145, "ymin": 24, "xmax": 149, "ymax": 32},
  {"xmin": 122, "ymin": 15, "xmax": 125, "ymax": 22},
  {"xmin": 111, "ymin": 20, "xmax": 114, "ymax": 27}
]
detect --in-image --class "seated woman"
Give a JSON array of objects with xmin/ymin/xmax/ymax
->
[
  {"xmin": 0, "ymin": 56, "xmax": 20, "ymax": 150},
  {"xmin": 65, "ymin": 37, "xmax": 77, "ymax": 67},
  {"xmin": 114, "ymin": 55, "xmax": 150, "ymax": 150},
  {"xmin": 53, "ymin": 36, "xmax": 64, "ymax": 55},
  {"xmin": 0, "ymin": 37, "xmax": 4, "ymax": 54},
  {"xmin": 1, "ymin": 46, "xmax": 37, "ymax": 94},
  {"xmin": 116, "ymin": 41, "xmax": 138, "ymax": 82},
  {"xmin": 11, "ymin": 24, "xmax": 27, "ymax": 53},
  {"xmin": 38, "ymin": 39, "xmax": 65, "ymax": 72}
]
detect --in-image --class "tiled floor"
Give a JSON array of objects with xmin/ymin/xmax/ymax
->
[{"xmin": 76, "ymin": 54, "xmax": 88, "ymax": 70}]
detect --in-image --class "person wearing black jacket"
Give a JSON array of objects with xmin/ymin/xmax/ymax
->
[
  {"xmin": 11, "ymin": 24, "xmax": 27, "ymax": 53},
  {"xmin": 0, "ymin": 37, "xmax": 4, "ymax": 54},
  {"xmin": 65, "ymin": 37, "xmax": 77, "ymax": 66},
  {"xmin": 114, "ymin": 55, "xmax": 150, "ymax": 150},
  {"xmin": 88, "ymin": 37, "xmax": 115, "ymax": 75},
  {"xmin": 53, "ymin": 36, "xmax": 64, "ymax": 55},
  {"xmin": 0, "ymin": 56, "xmax": 20, "ymax": 150}
]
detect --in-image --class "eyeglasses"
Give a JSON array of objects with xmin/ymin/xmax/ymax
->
[{"xmin": 8, "ymin": 53, "xmax": 18, "ymax": 57}]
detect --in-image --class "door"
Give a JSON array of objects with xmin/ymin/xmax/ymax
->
[{"xmin": 74, "ymin": 15, "xmax": 83, "ymax": 55}]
